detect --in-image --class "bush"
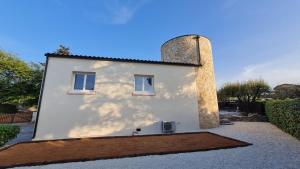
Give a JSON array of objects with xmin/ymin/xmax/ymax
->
[
  {"xmin": 219, "ymin": 101, "xmax": 266, "ymax": 115},
  {"xmin": 0, "ymin": 125, "xmax": 20, "ymax": 147},
  {"xmin": 273, "ymin": 84, "xmax": 300, "ymax": 99},
  {"xmin": 0, "ymin": 104, "xmax": 17, "ymax": 114},
  {"xmin": 239, "ymin": 101, "xmax": 266, "ymax": 115},
  {"xmin": 265, "ymin": 99, "xmax": 300, "ymax": 140},
  {"xmin": 218, "ymin": 79, "xmax": 270, "ymax": 115}
]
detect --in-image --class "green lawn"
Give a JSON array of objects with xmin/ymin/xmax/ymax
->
[{"xmin": 0, "ymin": 124, "xmax": 20, "ymax": 147}]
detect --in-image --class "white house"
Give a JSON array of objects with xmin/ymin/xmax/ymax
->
[{"xmin": 33, "ymin": 35, "xmax": 219, "ymax": 140}]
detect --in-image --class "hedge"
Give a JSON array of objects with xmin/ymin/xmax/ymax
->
[
  {"xmin": 219, "ymin": 101, "xmax": 266, "ymax": 114},
  {"xmin": 238, "ymin": 101, "xmax": 266, "ymax": 115},
  {"xmin": 0, "ymin": 104, "xmax": 17, "ymax": 114},
  {"xmin": 0, "ymin": 125, "xmax": 20, "ymax": 147},
  {"xmin": 265, "ymin": 99, "xmax": 300, "ymax": 140}
]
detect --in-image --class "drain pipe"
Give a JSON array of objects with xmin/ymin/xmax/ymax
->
[{"xmin": 194, "ymin": 35, "xmax": 202, "ymax": 66}]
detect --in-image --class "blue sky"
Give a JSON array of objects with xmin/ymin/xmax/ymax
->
[{"xmin": 1, "ymin": 0, "xmax": 300, "ymax": 88}]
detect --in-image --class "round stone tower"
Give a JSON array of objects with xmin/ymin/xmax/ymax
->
[{"xmin": 161, "ymin": 34, "xmax": 219, "ymax": 129}]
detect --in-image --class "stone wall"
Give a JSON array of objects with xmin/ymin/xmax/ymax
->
[
  {"xmin": 196, "ymin": 36, "xmax": 219, "ymax": 128},
  {"xmin": 161, "ymin": 35, "xmax": 219, "ymax": 128},
  {"xmin": 161, "ymin": 35, "xmax": 199, "ymax": 65}
]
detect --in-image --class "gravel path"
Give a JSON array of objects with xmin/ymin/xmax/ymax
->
[
  {"xmin": 5, "ymin": 123, "xmax": 34, "ymax": 147},
  {"xmin": 13, "ymin": 122, "xmax": 300, "ymax": 169}
]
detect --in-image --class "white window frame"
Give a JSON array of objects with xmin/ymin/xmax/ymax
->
[
  {"xmin": 68, "ymin": 72, "xmax": 96, "ymax": 95},
  {"xmin": 133, "ymin": 75, "xmax": 155, "ymax": 96}
]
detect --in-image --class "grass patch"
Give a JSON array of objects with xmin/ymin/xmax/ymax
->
[{"xmin": 0, "ymin": 125, "xmax": 20, "ymax": 147}]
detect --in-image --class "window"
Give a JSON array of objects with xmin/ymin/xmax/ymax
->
[
  {"xmin": 72, "ymin": 72, "xmax": 96, "ymax": 92},
  {"xmin": 134, "ymin": 75, "xmax": 154, "ymax": 95}
]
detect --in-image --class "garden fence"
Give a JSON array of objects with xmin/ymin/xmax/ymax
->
[{"xmin": 0, "ymin": 112, "xmax": 33, "ymax": 124}]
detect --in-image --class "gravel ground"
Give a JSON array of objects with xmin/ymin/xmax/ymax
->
[
  {"xmin": 219, "ymin": 110, "xmax": 241, "ymax": 116},
  {"xmin": 13, "ymin": 122, "xmax": 300, "ymax": 169}
]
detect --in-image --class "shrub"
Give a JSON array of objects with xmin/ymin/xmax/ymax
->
[
  {"xmin": 239, "ymin": 101, "xmax": 266, "ymax": 115},
  {"xmin": 273, "ymin": 84, "xmax": 300, "ymax": 99},
  {"xmin": 0, "ymin": 125, "xmax": 20, "ymax": 147},
  {"xmin": 265, "ymin": 99, "xmax": 300, "ymax": 139},
  {"xmin": 0, "ymin": 104, "xmax": 17, "ymax": 114},
  {"xmin": 218, "ymin": 79, "xmax": 270, "ymax": 114}
]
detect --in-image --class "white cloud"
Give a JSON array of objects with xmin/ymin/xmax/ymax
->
[
  {"xmin": 217, "ymin": 52, "xmax": 300, "ymax": 88},
  {"xmin": 104, "ymin": 0, "xmax": 148, "ymax": 25},
  {"xmin": 84, "ymin": 0, "xmax": 149, "ymax": 25},
  {"xmin": 110, "ymin": 6, "xmax": 135, "ymax": 24}
]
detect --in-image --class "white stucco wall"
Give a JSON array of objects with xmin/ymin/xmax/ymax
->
[{"xmin": 34, "ymin": 57, "xmax": 200, "ymax": 140}]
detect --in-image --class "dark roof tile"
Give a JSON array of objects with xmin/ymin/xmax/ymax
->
[{"xmin": 45, "ymin": 53, "xmax": 199, "ymax": 67}]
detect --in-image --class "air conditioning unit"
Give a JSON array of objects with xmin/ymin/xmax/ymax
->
[{"xmin": 162, "ymin": 121, "xmax": 176, "ymax": 133}]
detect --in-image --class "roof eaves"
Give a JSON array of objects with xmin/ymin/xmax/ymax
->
[{"xmin": 45, "ymin": 53, "xmax": 200, "ymax": 67}]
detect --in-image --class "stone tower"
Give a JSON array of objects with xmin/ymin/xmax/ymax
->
[{"xmin": 161, "ymin": 34, "xmax": 219, "ymax": 128}]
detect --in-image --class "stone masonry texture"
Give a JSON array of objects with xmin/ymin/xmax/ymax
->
[
  {"xmin": 161, "ymin": 36, "xmax": 200, "ymax": 65},
  {"xmin": 161, "ymin": 35, "xmax": 219, "ymax": 129}
]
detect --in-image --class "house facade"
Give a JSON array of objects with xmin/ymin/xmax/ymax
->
[{"xmin": 33, "ymin": 34, "xmax": 219, "ymax": 140}]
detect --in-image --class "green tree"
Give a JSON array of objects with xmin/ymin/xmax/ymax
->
[
  {"xmin": 0, "ymin": 50, "xmax": 43, "ymax": 106},
  {"xmin": 55, "ymin": 45, "xmax": 71, "ymax": 55},
  {"xmin": 218, "ymin": 79, "xmax": 271, "ymax": 114},
  {"xmin": 217, "ymin": 82, "xmax": 240, "ymax": 102},
  {"xmin": 273, "ymin": 84, "xmax": 300, "ymax": 99}
]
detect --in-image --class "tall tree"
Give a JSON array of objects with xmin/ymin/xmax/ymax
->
[
  {"xmin": 273, "ymin": 84, "xmax": 300, "ymax": 99},
  {"xmin": 218, "ymin": 79, "xmax": 271, "ymax": 114},
  {"xmin": 0, "ymin": 50, "xmax": 43, "ymax": 106},
  {"xmin": 55, "ymin": 45, "xmax": 71, "ymax": 55},
  {"xmin": 218, "ymin": 79, "xmax": 270, "ymax": 103}
]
